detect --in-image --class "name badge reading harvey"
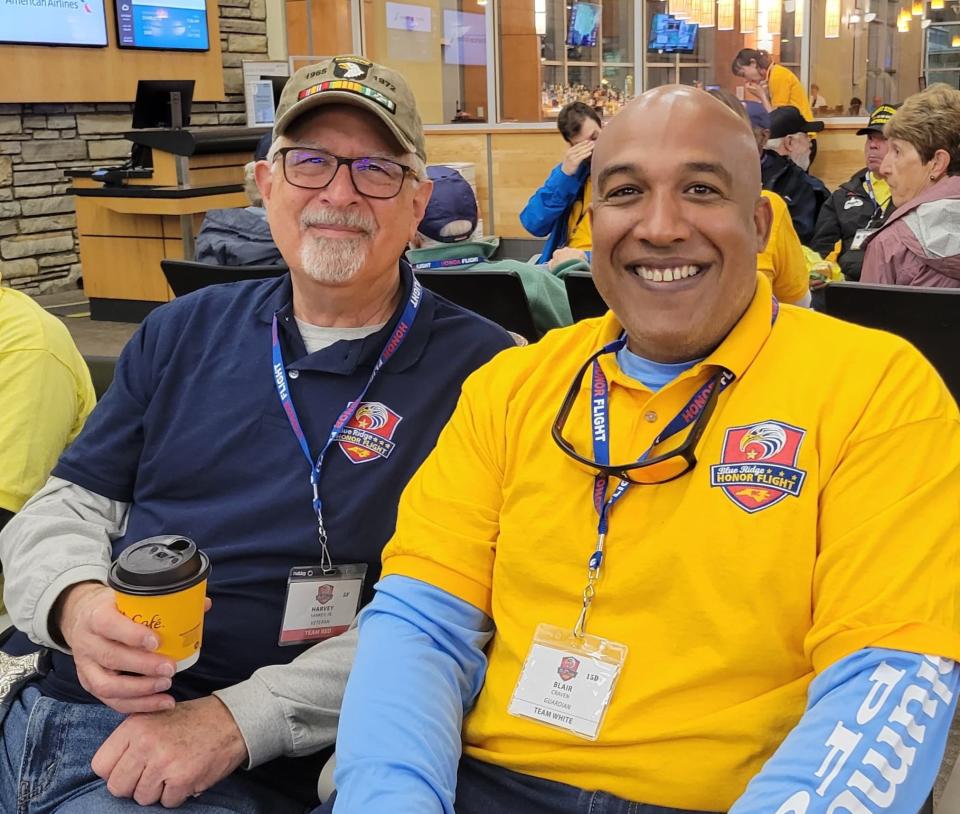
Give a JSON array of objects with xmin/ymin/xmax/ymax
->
[
  {"xmin": 508, "ymin": 623, "xmax": 627, "ymax": 740},
  {"xmin": 278, "ymin": 564, "xmax": 367, "ymax": 646}
]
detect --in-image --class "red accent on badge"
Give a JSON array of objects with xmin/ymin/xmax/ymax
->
[
  {"xmin": 337, "ymin": 402, "xmax": 402, "ymax": 464},
  {"xmin": 558, "ymin": 656, "xmax": 580, "ymax": 682}
]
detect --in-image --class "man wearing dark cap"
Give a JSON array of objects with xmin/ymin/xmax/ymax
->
[
  {"xmin": 407, "ymin": 165, "xmax": 574, "ymax": 335},
  {"xmin": 753, "ymin": 103, "xmax": 829, "ymax": 243},
  {"xmin": 810, "ymin": 104, "xmax": 896, "ymax": 281},
  {"xmin": 195, "ymin": 132, "xmax": 284, "ymax": 266},
  {"xmin": 0, "ymin": 55, "xmax": 513, "ymax": 813}
]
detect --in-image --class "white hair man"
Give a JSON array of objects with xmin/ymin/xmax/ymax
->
[{"xmin": 0, "ymin": 55, "xmax": 513, "ymax": 813}]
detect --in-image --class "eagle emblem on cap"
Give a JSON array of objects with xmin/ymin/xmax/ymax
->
[{"xmin": 334, "ymin": 60, "xmax": 370, "ymax": 80}]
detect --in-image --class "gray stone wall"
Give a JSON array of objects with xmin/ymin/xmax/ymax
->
[{"xmin": 0, "ymin": 0, "xmax": 269, "ymax": 294}]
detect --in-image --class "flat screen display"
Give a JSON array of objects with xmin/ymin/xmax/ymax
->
[
  {"xmin": 1, "ymin": 0, "xmax": 108, "ymax": 47},
  {"xmin": 115, "ymin": 0, "xmax": 210, "ymax": 51},
  {"xmin": 648, "ymin": 13, "xmax": 698, "ymax": 53},
  {"xmin": 443, "ymin": 10, "xmax": 486, "ymax": 66},
  {"xmin": 566, "ymin": 2, "xmax": 601, "ymax": 48}
]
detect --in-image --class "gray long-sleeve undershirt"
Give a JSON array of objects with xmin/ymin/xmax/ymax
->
[{"xmin": 0, "ymin": 476, "xmax": 354, "ymax": 771}]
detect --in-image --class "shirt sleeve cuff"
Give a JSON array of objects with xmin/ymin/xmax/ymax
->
[
  {"xmin": 214, "ymin": 675, "xmax": 295, "ymax": 769},
  {"xmin": 33, "ymin": 565, "xmax": 110, "ymax": 651}
]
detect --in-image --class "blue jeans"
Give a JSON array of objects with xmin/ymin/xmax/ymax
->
[
  {"xmin": 1, "ymin": 685, "xmax": 307, "ymax": 814},
  {"xmin": 315, "ymin": 755, "xmax": 721, "ymax": 814}
]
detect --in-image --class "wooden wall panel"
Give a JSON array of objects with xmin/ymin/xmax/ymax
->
[
  {"xmin": 423, "ymin": 132, "xmax": 490, "ymax": 229},
  {"xmin": 489, "ymin": 131, "xmax": 565, "ymax": 237},
  {"xmin": 0, "ymin": 9, "xmax": 224, "ymax": 103}
]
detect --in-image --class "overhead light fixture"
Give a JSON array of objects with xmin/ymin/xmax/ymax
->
[
  {"xmin": 795, "ymin": 0, "xmax": 804, "ymax": 35},
  {"xmin": 931, "ymin": 0, "xmax": 944, "ymax": 7},
  {"xmin": 699, "ymin": 0, "xmax": 716, "ymax": 28},
  {"xmin": 954, "ymin": 32, "xmax": 960, "ymax": 45},
  {"xmin": 849, "ymin": 7, "xmax": 862, "ymax": 22},
  {"xmin": 911, "ymin": 0, "xmax": 923, "ymax": 15},
  {"xmin": 824, "ymin": 0, "xmax": 841, "ymax": 35},
  {"xmin": 741, "ymin": 0, "xmax": 757, "ymax": 32}
]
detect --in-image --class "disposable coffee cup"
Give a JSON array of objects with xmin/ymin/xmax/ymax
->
[{"xmin": 108, "ymin": 535, "xmax": 211, "ymax": 672}]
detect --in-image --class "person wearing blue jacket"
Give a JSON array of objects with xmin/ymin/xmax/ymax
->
[{"xmin": 520, "ymin": 101, "xmax": 601, "ymax": 266}]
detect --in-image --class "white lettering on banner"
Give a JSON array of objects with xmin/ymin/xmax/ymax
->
[{"xmin": 771, "ymin": 655, "xmax": 955, "ymax": 813}]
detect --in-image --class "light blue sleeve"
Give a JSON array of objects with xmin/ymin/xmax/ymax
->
[
  {"xmin": 729, "ymin": 648, "xmax": 959, "ymax": 814},
  {"xmin": 331, "ymin": 575, "xmax": 492, "ymax": 814}
]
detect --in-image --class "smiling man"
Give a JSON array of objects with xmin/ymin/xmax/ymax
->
[
  {"xmin": 0, "ymin": 57, "xmax": 512, "ymax": 813},
  {"xmin": 320, "ymin": 86, "xmax": 960, "ymax": 814}
]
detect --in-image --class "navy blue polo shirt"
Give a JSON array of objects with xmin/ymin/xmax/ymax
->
[{"xmin": 44, "ymin": 262, "xmax": 512, "ymax": 707}]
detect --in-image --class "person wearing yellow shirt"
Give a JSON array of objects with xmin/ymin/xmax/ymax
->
[
  {"xmin": 0, "ymin": 271, "xmax": 95, "ymax": 531},
  {"xmin": 756, "ymin": 190, "xmax": 810, "ymax": 305},
  {"xmin": 320, "ymin": 87, "xmax": 960, "ymax": 814},
  {"xmin": 733, "ymin": 49, "xmax": 819, "ymax": 163},
  {"xmin": 0, "ymin": 270, "xmax": 95, "ymax": 615},
  {"xmin": 810, "ymin": 104, "xmax": 897, "ymax": 281}
]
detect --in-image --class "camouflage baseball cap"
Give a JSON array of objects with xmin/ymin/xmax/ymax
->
[{"xmin": 273, "ymin": 56, "xmax": 426, "ymax": 162}]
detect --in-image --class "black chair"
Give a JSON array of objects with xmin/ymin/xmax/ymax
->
[
  {"xmin": 83, "ymin": 355, "xmax": 118, "ymax": 399},
  {"xmin": 160, "ymin": 259, "xmax": 287, "ymax": 297},
  {"xmin": 415, "ymin": 268, "xmax": 540, "ymax": 340},
  {"xmin": 822, "ymin": 282, "xmax": 960, "ymax": 399},
  {"xmin": 563, "ymin": 270, "xmax": 607, "ymax": 322}
]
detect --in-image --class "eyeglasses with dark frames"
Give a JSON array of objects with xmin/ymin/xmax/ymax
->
[
  {"xmin": 273, "ymin": 147, "xmax": 417, "ymax": 200},
  {"xmin": 551, "ymin": 345, "xmax": 728, "ymax": 485}
]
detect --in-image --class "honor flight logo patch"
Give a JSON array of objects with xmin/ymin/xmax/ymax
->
[
  {"xmin": 336, "ymin": 402, "xmax": 402, "ymax": 464},
  {"xmin": 710, "ymin": 420, "xmax": 807, "ymax": 513}
]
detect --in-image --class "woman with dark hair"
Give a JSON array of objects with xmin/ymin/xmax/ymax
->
[{"xmin": 861, "ymin": 83, "xmax": 960, "ymax": 288}]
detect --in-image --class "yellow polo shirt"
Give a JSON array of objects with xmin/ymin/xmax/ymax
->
[
  {"xmin": 769, "ymin": 64, "xmax": 816, "ymax": 139},
  {"xmin": 0, "ymin": 282, "xmax": 96, "ymax": 513},
  {"xmin": 382, "ymin": 273, "xmax": 960, "ymax": 810},
  {"xmin": 757, "ymin": 190, "xmax": 810, "ymax": 304}
]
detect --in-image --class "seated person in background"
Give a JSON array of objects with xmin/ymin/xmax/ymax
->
[
  {"xmin": 0, "ymin": 268, "xmax": 96, "ymax": 614},
  {"xmin": 848, "ymin": 97, "xmax": 863, "ymax": 116},
  {"xmin": 195, "ymin": 132, "xmax": 284, "ymax": 266},
  {"xmin": 0, "ymin": 56, "xmax": 513, "ymax": 814},
  {"xmin": 708, "ymin": 90, "xmax": 811, "ymax": 307},
  {"xmin": 0, "ymin": 269, "xmax": 96, "ymax": 534},
  {"xmin": 809, "ymin": 83, "xmax": 827, "ymax": 111},
  {"xmin": 407, "ymin": 165, "xmax": 574, "ymax": 334},
  {"xmin": 320, "ymin": 85, "xmax": 960, "ymax": 814},
  {"xmin": 520, "ymin": 101, "xmax": 600, "ymax": 268},
  {"xmin": 757, "ymin": 104, "xmax": 829, "ymax": 243},
  {"xmin": 810, "ymin": 104, "xmax": 896, "ymax": 281},
  {"xmin": 861, "ymin": 83, "xmax": 960, "ymax": 288}
]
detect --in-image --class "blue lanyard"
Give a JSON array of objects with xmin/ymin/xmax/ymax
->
[
  {"xmin": 411, "ymin": 256, "xmax": 482, "ymax": 270},
  {"xmin": 589, "ymin": 339, "xmax": 735, "ymax": 539},
  {"xmin": 572, "ymin": 299, "xmax": 778, "ymax": 637},
  {"xmin": 271, "ymin": 279, "xmax": 423, "ymax": 570}
]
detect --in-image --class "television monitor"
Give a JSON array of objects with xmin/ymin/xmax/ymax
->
[
  {"xmin": 132, "ymin": 80, "xmax": 195, "ymax": 128},
  {"xmin": 251, "ymin": 75, "xmax": 289, "ymax": 126},
  {"xmin": 115, "ymin": 0, "xmax": 210, "ymax": 51},
  {"xmin": 1, "ymin": 0, "xmax": 108, "ymax": 47},
  {"xmin": 566, "ymin": 2, "xmax": 602, "ymax": 48},
  {"xmin": 648, "ymin": 13, "xmax": 698, "ymax": 53}
]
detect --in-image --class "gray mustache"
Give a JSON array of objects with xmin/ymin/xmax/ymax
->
[{"xmin": 300, "ymin": 208, "xmax": 376, "ymax": 235}]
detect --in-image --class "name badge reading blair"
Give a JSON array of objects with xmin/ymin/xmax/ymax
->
[
  {"xmin": 508, "ymin": 622, "xmax": 627, "ymax": 740},
  {"xmin": 278, "ymin": 564, "xmax": 367, "ymax": 646}
]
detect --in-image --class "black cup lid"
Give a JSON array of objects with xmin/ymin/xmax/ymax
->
[{"xmin": 112, "ymin": 536, "xmax": 203, "ymax": 589}]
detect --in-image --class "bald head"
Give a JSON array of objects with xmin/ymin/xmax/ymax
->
[
  {"xmin": 593, "ymin": 86, "xmax": 761, "ymax": 196},
  {"xmin": 586, "ymin": 84, "xmax": 772, "ymax": 364}
]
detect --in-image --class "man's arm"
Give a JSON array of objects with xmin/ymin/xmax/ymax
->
[
  {"xmin": 519, "ymin": 164, "xmax": 587, "ymax": 237},
  {"xmin": 729, "ymin": 649, "xmax": 958, "ymax": 813},
  {"xmin": 332, "ymin": 576, "xmax": 492, "ymax": 814}
]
